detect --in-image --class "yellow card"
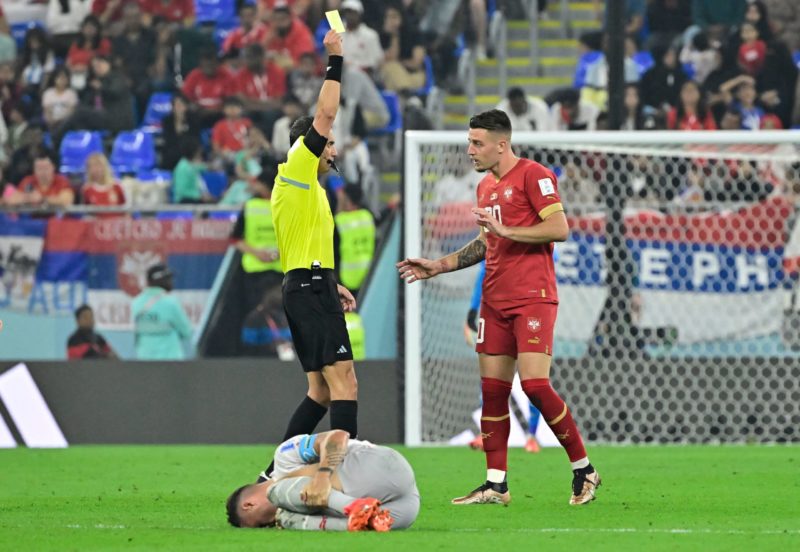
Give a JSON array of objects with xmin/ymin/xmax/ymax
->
[{"xmin": 325, "ymin": 10, "xmax": 346, "ymax": 33}]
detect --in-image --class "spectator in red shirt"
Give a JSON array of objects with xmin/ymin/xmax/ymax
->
[
  {"xmin": 182, "ymin": 49, "xmax": 232, "ymax": 127},
  {"xmin": 222, "ymin": 3, "xmax": 269, "ymax": 56},
  {"xmin": 212, "ymin": 96, "xmax": 254, "ymax": 161},
  {"xmin": 264, "ymin": 3, "xmax": 315, "ymax": 71},
  {"xmin": 140, "ymin": 0, "xmax": 195, "ymax": 27},
  {"xmin": 233, "ymin": 43, "xmax": 286, "ymax": 135},
  {"xmin": 67, "ymin": 15, "xmax": 111, "ymax": 89},
  {"xmin": 667, "ymin": 81, "xmax": 718, "ymax": 130},
  {"xmin": 81, "ymin": 152, "xmax": 125, "ymax": 206},
  {"xmin": 6, "ymin": 151, "xmax": 75, "ymax": 208}
]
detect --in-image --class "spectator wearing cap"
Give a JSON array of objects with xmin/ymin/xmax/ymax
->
[
  {"xmin": 223, "ymin": 3, "xmax": 269, "ymax": 56},
  {"xmin": 67, "ymin": 304, "xmax": 117, "ymax": 360},
  {"xmin": 263, "ymin": 1, "xmax": 316, "ymax": 71},
  {"xmin": 496, "ymin": 87, "xmax": 552, "ymax": 131},
  {"xmin": 139, "ymin": 0, "xmax": 195, "ymax": 28},
  {"xmin": 5, "ymin": 150, "xmax": 74, "ymax": 208},
  {"xmin": 132, "ymin": 263, "xmax": 193, "ymax": 360},
  {"xmin": 340, "ymin": 0, "xmax": 383, "ymax": 75},
  {"xmin": 52, "ymin": 54, "xmax": 135, "ymax": 148}
]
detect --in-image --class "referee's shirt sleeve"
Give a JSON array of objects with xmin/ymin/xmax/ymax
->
[{"xmin": 279, "ymin": 127, "xmax": 327, "ymax": 192}]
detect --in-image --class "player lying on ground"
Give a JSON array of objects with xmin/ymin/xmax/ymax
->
[
  {"xmin": 398, "ymin": 109, "xmax": 600, "ymax": 506},
  {"xmin": 226, "ymin": 430, "xmax": 420, "ymax": 531}
]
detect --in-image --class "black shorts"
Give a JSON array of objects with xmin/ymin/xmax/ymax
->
[{"xmin": 283, "ymin": 268, "xmax": 354, "ymax": 372}]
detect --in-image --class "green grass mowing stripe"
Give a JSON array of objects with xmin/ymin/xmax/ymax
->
[{"xmin": 0, "ymin": 445, "xmax": 797, "ymax": 550}]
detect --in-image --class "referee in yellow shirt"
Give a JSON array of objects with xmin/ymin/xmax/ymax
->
[{"xmin": 258, "ymin": 30, "xmax": 358, "ymax": 480}]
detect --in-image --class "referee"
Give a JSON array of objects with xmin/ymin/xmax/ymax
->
[{"xmin": 259, "ymin": 30, "xmax": 358, "ymax": 481}]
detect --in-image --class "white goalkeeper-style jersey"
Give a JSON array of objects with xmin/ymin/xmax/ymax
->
[{"xmin": 270, "ymin": 434, "xmax": 374, "ymax": 480}]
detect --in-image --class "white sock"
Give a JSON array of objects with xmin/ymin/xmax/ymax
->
[
  {"xmin": 486, "ymin": 469, "xmax": 506, "ymax": 484},
  {"xmin": 571, "ymin": 457, "xmax": 590, "ymax": 470}
]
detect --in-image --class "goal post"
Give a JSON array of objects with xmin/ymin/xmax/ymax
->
[{"xmin": 403, "ymin": 130, "xmax": 800, "ymax": 447}]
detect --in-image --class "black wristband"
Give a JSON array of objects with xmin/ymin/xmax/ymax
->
[
  {"xmin": 325, "ymin": 55, "xmax": 343, "ymax": 82},
  {"xmin": 318, "ymin": 466, "xmax": 334, "ymax": 473}
]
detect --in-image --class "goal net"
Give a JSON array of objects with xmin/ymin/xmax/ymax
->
[{"xmin": 403, "ymin": 130, "xmax": 800, "ymax": 446}]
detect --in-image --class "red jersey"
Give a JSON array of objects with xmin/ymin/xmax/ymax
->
[
  {"xmin": 476, "ymin": 158, "xmax": 563, "ymax": 304},
  {"xmin": 66, "ymin": 38, "xmax": 111, "ymax": 69},
  {"xmin": 221, "ymin": 23, "xmax": 269, "ymax": 54},
  {"xmin": 233, "ymin": 64, "xmax": 286, "ymax": 101},
  {"xmin": 82, "ymin": 182, "xmax": 126, "ymax": 206},
  {"xmin": 17, "ymin": 174, "xmax": 73, "ymax": 200},
  {"xmin": 667, "ymin": 108, "xmax": 717, "ymax": 131},
  {"xmin": 182, "ymin": 67, "xmax": 233, "ymax": 110},
  {"xmin": 264, "ymin": 18, "xmax": 315, "ymax": 63},
  {"xmin": 211, "ymin": 117, "xmax": 252, "ymax": 152},
  {"xmin": 139, "ymin": 0, "xmax": 195, "ymax": 23}
]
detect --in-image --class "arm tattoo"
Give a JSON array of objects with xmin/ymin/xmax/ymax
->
[
  {"xmin": 323, "ymin": 441, "xmax": 346, "ymax": 469},
  {"xmin": 455, "ymin": 238, "xmax": 487, "ymax": 270}
]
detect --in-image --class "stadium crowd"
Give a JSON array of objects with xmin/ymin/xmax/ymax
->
[{"xmin": 0, "ymin": 0, "xmax": 797, "ymax": 212}]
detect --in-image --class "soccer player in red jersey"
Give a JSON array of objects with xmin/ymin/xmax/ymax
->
[{"xmin": 397, "ymin": 109, "xmax": 600, "ymax": 506}]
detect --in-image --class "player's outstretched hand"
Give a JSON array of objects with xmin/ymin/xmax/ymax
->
[
  {"xmin": 323, "ymin": 29, "xmax": 343, "ymax": 56},
  {"xmin": 472, "ymin": 207, "xmax": 507, "ymax": 238},
  {"xmin": 397, "ymin": 257, "xmax": 443, "ymax": 283},
  {"xmin": 337, "ymin": 284, "xmax": 357, "ymax": 312}
]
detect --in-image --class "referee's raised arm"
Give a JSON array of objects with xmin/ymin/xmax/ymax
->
[{"xmin": 311, "ymin": 31, "xmax": 344, "ymax": 145}]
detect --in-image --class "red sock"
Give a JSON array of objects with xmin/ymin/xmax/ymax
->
[
  {"xmin": 521, "ymin": 378, "xmax": 587, "ymax": 463},
  {"xmin": 480, "ymin": 377, "xmax": 512, "ymax": 473}
]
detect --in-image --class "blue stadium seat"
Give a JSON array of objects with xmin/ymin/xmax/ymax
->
[
  {"xmin": 59, "ymin": 131, "xmax": 104, "ymax": 174},
  {"xmin": 110, "ymin": 131, "xmax": 156, "ymax": 173},
  {"xmin": 140, "ymin": 92, "xmax": 173, "ymax": 133},
  {"xmin": 10, "ymin": 21, "xmax": 44, "ymax": 50},
  {"xmin": 137, "ymin": 169, "xmax": 172, "ymax": 183},
  {"xmin": 195, "ymin": 0, "xmax": 236, "ymax": 23},
  {"xmin": 371, "ymin": 91, "xmax": 402, "ymax": 136},
  {"xmin": 156, "ymin": 211, "xmax": 195, "ymax": 220},
  {"xmin": 633, "ymin": 51, "xmax": 655, "ymax": 78},
  {"xmin": 201, "ymin": 170, "xmax": 228, "ymax": 199},
  {"xmin": 573, "ymin": 51, "xmax": 603, "ymax": 89},
  {"xmin": 794, "ymin": 51, "xmax": 800, "ymax": 70}
]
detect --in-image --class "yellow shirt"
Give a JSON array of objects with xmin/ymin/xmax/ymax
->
[{"xmin": 272, "ymin": 136, "xmax": 336, "ymax": 272}]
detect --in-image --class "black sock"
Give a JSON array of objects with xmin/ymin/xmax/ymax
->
[
  {"xmin": 262, "ymin": 396, "xmax": 328, "ymax": 478},
  {"xmin": 329, "ymin": 400, "xmax": 358, "ymax": 438}
]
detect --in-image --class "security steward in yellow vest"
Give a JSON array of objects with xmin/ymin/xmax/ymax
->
[
  {"xmin": 335, "ymin": 184, "xmax": 376, "ymax": 298},
  {"xmin": 231, "ymin": 173, "xmax": 290, "ymax": 355},
  {"xmin": 256, "ymin": 31, "xmax": 359, "ymax": 481}
]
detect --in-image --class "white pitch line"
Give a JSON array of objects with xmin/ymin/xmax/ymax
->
[{"xmin": 452, "ymin": 527, "xmax": 800, "ymax": 536}]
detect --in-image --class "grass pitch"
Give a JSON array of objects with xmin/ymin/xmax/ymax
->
[{"xmin": 0, "ymin": 444, "xmax": 798, "ymax": 551}]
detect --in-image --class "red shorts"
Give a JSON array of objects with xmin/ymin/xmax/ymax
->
[{"xmin": 475, "ymin": 300, "xmax": 558, "ymax": 357}]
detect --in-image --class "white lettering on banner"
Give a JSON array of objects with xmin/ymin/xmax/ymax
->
[
  {"xmin": 93, "ymin": 219, "xmax": 163, "ymax": 242},
  {"xmin": 89, "ymin": 290, "xmax": 209, "ymax": 330},
  {"xmin": 692, "ymin": 251, "xmax": 720, "ymax": 288},
  {"xmin": 736, "ymin": 255, "xmax": 769, "ymax": 289},
  {"xmin": 0, "ymin": 363, "xmax": 67, "ymax": 448},
  {"xmin": 640, "ymin": 249, "xmax": 672, "ymax": 286},
  {"xmin": 166, "ymin": 220, "xmax": 188, "ymax": 240},
  {"xmin": 25, "ymin": 281, "xmax": 88, "ymax": 314},
  {"xmin": 592, "ymin": 243, "xmax": 607, "ymax": 282}
]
